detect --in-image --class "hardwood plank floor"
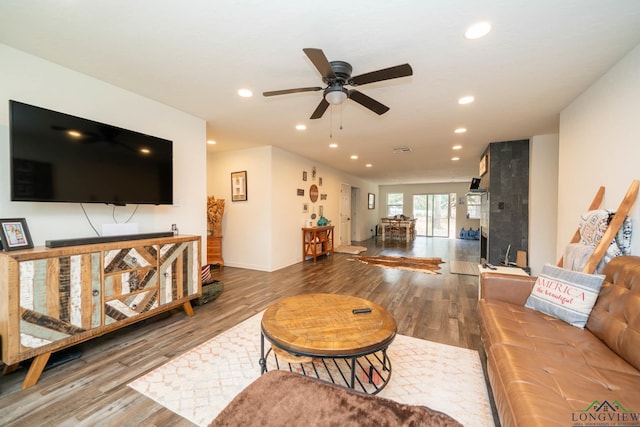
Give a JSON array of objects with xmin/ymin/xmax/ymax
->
[{"xmin": 0, "ymin": 236, "xmax": 481, "ymax": 426}]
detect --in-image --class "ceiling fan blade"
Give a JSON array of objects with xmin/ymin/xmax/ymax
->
[
  {"xmin": 350, "ymin": 63, "xmax": 413, "ymax": 86},
  {"xmin": 263, "ymin": 87, "xmax": 323, "ymax": 97},
  {"xmin": 303, "ymin": 48, "xmax": 336, "ymax": 80},
  {"xmin": 348, "ymin": 90, "xmax": 390, "ymax": 115},
  {"xmin": 310, "ymin": 98, "xmax": 330, "ymax": 119}
]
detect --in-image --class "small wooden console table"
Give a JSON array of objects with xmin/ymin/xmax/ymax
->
[{"xmin": 301, "ymin": 225, "xmax": 334, "ymax": 263}]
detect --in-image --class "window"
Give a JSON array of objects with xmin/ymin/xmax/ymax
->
[
  {"xmin": 466, "ymin": 194, "xmax": 481, "ymax": 219},
  {"xmin": 387, "ymin": 193, "xmax": 403, "ymax": 216}
]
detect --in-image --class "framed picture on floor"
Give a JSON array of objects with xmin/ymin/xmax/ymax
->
[{"xmin": 0, "ymin": 218, "xmax": 34, "ymax": 251}]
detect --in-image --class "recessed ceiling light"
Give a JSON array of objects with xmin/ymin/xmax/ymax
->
[
  {"xmin": 67, "ymin": 130, "xmax": 82, "ymax": 138},
  {"xmin": 458, "ymin": 96, "xmax": 475, "ymax": 105},
  {"xmin": 365, "ymin": 164, "xmax": 373, "ymax": 168},
  {"xmin": 207, "ymin": 139, "xmax": 216, "ymax": 145},
  {"xmin": 454, "ymin": 128, "xmax": 467, "ymax": 134},
  {"xmin": 295, "ymin": 124, "xmax": 306, "ymax": 131},
  {"xmin": 139, "ymin": 148, "xmax": 151, "ymax": 155},
  {"xmin": 329, "ymin": 143, "xmax": 338, "ymax": 148},
  {"xmin": 350, "ymin": 155, "xmax": 358, "ymax": 160},
  {"xmin": 451, "ymin": 157, "xmax": 460, "ymax": 161},
  {"xmin": 465, "ymin": 21, "xmax": 491, "ymax": 40},
  {"xmin": 452, "ymin": 145, "xmax": 462, "ymax": 150},
  {"xmin": 238, "ymin": 88, "xmax": 253, "ymax": 97}
]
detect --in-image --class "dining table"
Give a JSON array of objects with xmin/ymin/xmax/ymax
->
[{"xmin": 380, "ymin": 218, "xmax": 416, "ymax": 241}]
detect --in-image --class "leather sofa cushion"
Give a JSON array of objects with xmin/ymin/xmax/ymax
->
[
  {"xmin": 479, "ymin": 299, "xmax": 640, "ymax": 376},
  {"xmin": 478, "ymin": 299, "xmax": 640, "ymax": 427},
  {"xmin": 587, "ymin": 256, "xmax": 640, "ymax": 371}
]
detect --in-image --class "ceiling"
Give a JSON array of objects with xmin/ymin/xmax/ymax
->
[{"xmin": 2, "ymin": 1, "xmax": 640, "ymax": 185}]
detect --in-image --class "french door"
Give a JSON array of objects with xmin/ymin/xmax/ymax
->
[{"xmin": 413, "ymin": 193, "xmax": 453, "ymax": 237}]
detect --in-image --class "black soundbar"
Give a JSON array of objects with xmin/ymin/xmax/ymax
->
[{"xmin": 45, "ymin": 232, "xmax": 175, "ymax": 248}]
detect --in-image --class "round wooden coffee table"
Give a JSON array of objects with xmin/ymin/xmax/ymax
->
[{"xmin": 259, "ymin": 293, "xmax": 397, "ymax": 394}]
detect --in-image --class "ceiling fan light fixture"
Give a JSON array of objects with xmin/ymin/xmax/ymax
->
[{"xmin": 324, "ymin": 85, "xmax": 348, "ymax": 105}]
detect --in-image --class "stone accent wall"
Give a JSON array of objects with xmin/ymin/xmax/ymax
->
[{"xmin": 483, "ymin": 139, "xmax": 529, "ymax": 264}]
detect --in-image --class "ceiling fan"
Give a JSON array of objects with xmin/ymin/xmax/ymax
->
[{"xmin": 263, "ymin": 48, "xmax": 413, "ymax": 119}]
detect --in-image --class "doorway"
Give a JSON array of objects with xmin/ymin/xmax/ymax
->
[
  {"xmin": 413, "ymin": 193, "xmax": 453, "ymax": 237},
  {"xmin": 339, "ymin": 183, "xmax": 352, "ymax": 246}
]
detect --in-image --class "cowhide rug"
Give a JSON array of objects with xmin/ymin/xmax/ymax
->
[{"xmin": 351, "ymin": 255, "xmax": 445, "ymax": 274}]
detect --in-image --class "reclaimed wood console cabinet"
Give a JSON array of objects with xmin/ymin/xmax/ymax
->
[{"xmin": 0, "ymin": 234, "xmax": 201, "ymax": 389}]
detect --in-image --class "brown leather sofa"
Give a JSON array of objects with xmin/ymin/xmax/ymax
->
[{"xmin": 477, "ymin": 256, "xmax": 640, "ymax": 427}]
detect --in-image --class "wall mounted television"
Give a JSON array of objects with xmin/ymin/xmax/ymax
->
[{"xmin": 9, "ymin": 100, "xmax": 173, "ymax": 205}]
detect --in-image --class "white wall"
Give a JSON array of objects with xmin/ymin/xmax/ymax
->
[
  {"xmin": 558, "ymin": 43, "xmax": 640, "ymax": 259},
  {"xmin": 207, "ymin": 145, "xmax": 379, "ymax": 271},
  {"xmin": 206, "ymin": 146, "xmax": 272, "ymax": 270},
  {"xmin": 529, "ymin": 134, "xmax": 559, "ymax": 275},
  {"xmin": 0, "ymin": 44, "xmax": 208, "ymax": 249}
]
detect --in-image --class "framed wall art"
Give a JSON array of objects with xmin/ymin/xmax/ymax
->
[
  {"xmin": 368, "ymin": 193, "xmax": 375, "ymax": 209},
  {"xmin": 231, "ymin": 171, "xmax": 247, "ymax": 202},
  {"xmin": 0, "ymin": 218, "xmax": 34, "ymax": 251},
  {"xmin": 479, "ymin": 155, "xmax": 488, "ymax": 177}
]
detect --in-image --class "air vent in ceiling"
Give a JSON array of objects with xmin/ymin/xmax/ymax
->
[{"xmin": 392, "ymin": 146, "xmax": 413, "ymax": 153}]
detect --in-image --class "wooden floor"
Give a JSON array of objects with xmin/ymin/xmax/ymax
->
[{"xmin": 0, "ymin": 236, "xmax": 481, "ymax": 426}]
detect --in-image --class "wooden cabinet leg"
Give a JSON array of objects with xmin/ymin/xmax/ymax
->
[
  {"xmin": 183, "ymin": 301, "xmax": 195, "ymax": 317},
  {"xmin": 22, "ymin": 352, "xmax": 51, "ymax": 389},
  {"xmin": 2, "ymin": 363, "xmax": 20, "ymax": 375}
]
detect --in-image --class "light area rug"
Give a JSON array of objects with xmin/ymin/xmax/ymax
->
[
  {"xmin": 334, "ymin": 245, "xmax": 368, "ymax": 254},
  {"xmin": 129, "ymin": 312, "xmax": 494, "ymax": 427},
  {"xmin": 450, "ymin": 260, "xmax": 480, "ymax": 276}
]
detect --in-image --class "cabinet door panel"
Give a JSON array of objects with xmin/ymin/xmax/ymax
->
[
  {"xmin": 104, "ymin": 268, "xmax": 158, "ymax": 299},
  {"xmin": 104, "ymin": 289, "xmax": 159, "ymax": 325},
  {"xmin": 18, "ymin": 253, "xmax": 101, "ymax": 352},
  {"xmin": 159, "ymin": 241, "xmax": 198, "ymax": 304},
  {"xmin": 104, "ymin": 246, "xmax": 158, "ymax": 273}
]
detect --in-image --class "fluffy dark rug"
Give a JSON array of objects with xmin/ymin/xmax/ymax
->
[
  {"xmin": 352, "ymin": 255, "xmax": 445, "ymax": 274},
  {"xmin": 209, "ymin": 370, "xmax": 462, "ymax": 427},
  {"xmin": 194, "ymin": 280, "xmax": 224, "ymax": 305}
]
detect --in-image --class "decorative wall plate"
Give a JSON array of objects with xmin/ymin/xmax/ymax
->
[{"xmin": 309, "ymin": 184, "xmax": 319, "ymax": 202}]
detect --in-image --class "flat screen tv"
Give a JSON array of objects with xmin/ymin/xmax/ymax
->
[
  {"xmin": 469, "ymin": 177, "xmax": 481, "ymax": 190},
  {"xmin": 9, "ymin": 100, "xmax": 173, "ymax": 205}
]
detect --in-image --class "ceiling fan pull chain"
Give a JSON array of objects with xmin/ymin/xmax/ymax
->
[
  {"xmin": 340, "ymin": 104, "xmax": 343, "ymax": 130},
  {"xmin": 329, "ymin": 106, "xmax": 333, "ymax": 138}
]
